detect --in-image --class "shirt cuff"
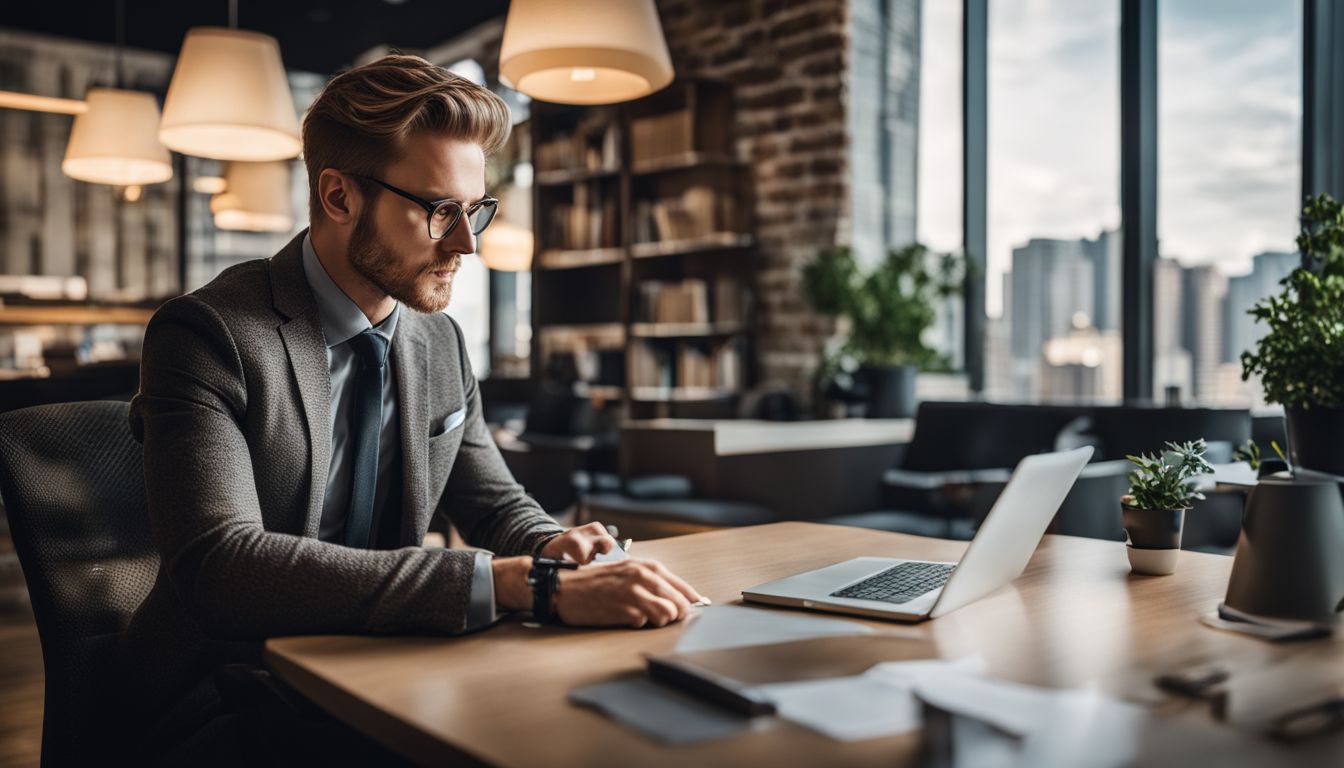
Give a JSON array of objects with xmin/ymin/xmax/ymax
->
[{"xmin": 464, "ymin": 551, "xmax": 498, "ymax": 630}]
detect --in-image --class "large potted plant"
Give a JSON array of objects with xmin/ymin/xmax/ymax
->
[
  {"xmin": 1241, "ymin": 194, "xmax": 1344, "ymax": 476},
  {"xmin": 802, "ymin": 244, "xmax": 962, "ymax": 418}
]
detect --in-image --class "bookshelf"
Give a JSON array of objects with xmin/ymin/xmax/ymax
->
[{"xmin": 531, "ymin": 80, "xmax": 755, "ymax": 420}]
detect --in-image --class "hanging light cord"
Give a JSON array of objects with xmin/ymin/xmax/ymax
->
[
  {"xmin": 114, "ymin": 0, "xmax": 125, "ymax": 88},
  {"xmin": 229, "ymin": 0, "xmax": 238, "ymax": 29}
]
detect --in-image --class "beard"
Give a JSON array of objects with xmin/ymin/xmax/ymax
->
[{"xmin": 348, "ymin": 209, "xmax": 460, "ymax": 314}]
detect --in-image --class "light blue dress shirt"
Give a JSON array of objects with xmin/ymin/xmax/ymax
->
[{"xmin": 301, "ymin": 234, "xmax": 496, "ymax": 629}]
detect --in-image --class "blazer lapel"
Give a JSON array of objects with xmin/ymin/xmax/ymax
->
[
  {"xmin": 270, "ymin": 231, "xmax": 332, "ymax": 538},
  {"xmin": 392, "ymin": 318, "xmax": 430, "ymax": 545}
]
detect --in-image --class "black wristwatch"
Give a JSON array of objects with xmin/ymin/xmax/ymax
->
[{"xmin": 528, "ymin": 557, "xmax": 578, "ymax": 624}]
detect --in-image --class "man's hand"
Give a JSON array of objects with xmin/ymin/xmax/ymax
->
[
  {"xmin": 554, "ymin": 559, "xmax": 704, "ymax": 628},
  {"xmin": 538, "ymin": 521, "xmax": 619, "ymax": 564}
]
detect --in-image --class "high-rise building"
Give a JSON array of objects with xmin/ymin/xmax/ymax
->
[
  {"xmin": 1008, "ymin": 238, "xmax": 1094, "ymax": 396},
  {"xmin": 1153, "ymin": 257, "xmax": 1190, "ymax": 400},
  {"xmin": 1223, "ymin": 251, "xmax": 1298, "ymax": 364},
  {"xmin": 1181, "ymin": 265, "xmax": 1228, "ymax": 403},
  {"xmin": 1082, "ymin": 229, "xmax": 1121, "ymax": 332}
]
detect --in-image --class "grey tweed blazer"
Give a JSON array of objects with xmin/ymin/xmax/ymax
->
[{"xmin": 121, "ymin": 231, "xmax": 562, "ymax": 715}]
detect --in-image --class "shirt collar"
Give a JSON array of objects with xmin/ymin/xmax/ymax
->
[{"xmin": 301, "ymin": 231, "xmax": 400, "ymax": 349}]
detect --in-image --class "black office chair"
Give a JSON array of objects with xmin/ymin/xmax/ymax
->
[{"xmin": 0, "ymin": 401, "xmax": 158, "ymax": 766}]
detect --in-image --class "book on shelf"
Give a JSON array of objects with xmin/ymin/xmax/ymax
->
[
  {"xmin": 632, "ymin": 184, "xmax": 740, "ymax": 243},
  {"xmin": 535, "ymin": 113, "xmax": 621, "ymax": 174},
  {"xmin": 712, "ymin": 276, "xmax": 748, "ymax": 324},
  {"xmin": 546, "ymin": 183, "xmax": 620, "ymax": 250},
  {"xmin": 629, "ymin": 337, "xmax": 745, "ymax": 391},
  {"xmin": 636, "ymin": 278, "xmax": 747, "ymax": 326},
  {"xmin": 630, "ymin": 108, "xmax": 695, "ymax": 167}
]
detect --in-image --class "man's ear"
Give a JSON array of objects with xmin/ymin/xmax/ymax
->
[{"xmin": 316, "ymin": 169, "xmax": 361, "ymax": 225}]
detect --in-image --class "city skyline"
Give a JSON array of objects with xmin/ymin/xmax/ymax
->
[
  {"xmin": 992, "ymin": 222, "xmax": 1297, "ymax": 405},
  {"xmin": 916, "ymin": 0, "xmax": 1302, "ymax": 319}
]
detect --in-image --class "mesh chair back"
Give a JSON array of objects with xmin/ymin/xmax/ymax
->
[{"xmin": 0, "ymin": 401, "xmax": 158, "ymax": 766}]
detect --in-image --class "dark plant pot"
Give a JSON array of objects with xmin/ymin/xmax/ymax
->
[
  {"xmin": 1286, "ymin": 406, "xmax": 1344, "ymax": 477},
  {"xmin": 859, "ymin": 364, "xmax": 917, "ymax": 419},
  {"xmin": 1121, "ymin": 503, "xmax": 1186, "ymax": 575},
  {"xmin": 1224, "ymin": 475, "xmax": 1344, "ymax": 624}
]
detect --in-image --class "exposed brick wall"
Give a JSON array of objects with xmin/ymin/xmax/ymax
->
[{"xmin": 656, "ymin": 0, "xmax": 850, "ymax": 404}]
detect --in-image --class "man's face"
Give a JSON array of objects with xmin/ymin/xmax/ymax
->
[{"xmin": 348, "ymin": 133, "xmax": 487, "ymax": 314}]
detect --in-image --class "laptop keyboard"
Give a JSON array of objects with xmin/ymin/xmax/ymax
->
[{"xmin": 830, "ymin": 561, "xmax": 955, "ymax": 604}]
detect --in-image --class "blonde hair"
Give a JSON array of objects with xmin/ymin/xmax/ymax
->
[{"xmin": 301, "ymin": 54, "xmax": 512, "ymax": 222}]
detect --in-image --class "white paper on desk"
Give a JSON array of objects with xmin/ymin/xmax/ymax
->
[
  {"xmin": 754, "ymin": 656, "xmax": 987, "ymax": 742},
  {"xmin": 672, "ymin": 604, "xmax": 873, "ymax": 654},
  {"xmin": 914, "ymin": 674, "xmax": 1146, "ymax": 768}
]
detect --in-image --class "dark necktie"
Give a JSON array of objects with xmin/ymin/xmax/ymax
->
[{"xmin": 345, "ymin": 328, "xmax": 389, "ymax": 548}]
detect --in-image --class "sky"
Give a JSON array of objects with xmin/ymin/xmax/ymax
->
[{"xmin": 916, "ymin": 0, "xmax": 1302, "ymax": 318}]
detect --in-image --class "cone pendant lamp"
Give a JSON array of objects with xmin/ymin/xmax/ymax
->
[
  {"xmin": 159, "ymin": 26, "xmax": 300, "ymax": 161},
  {"xmin": 62, "ymin": 88, "xmax": 173, "ymax": 186},
  {"xmin": 210, "ymin": 161, "xmax": 294, "ymax": 232},
  {"xmin": 61, "ymin": 0, "xmax": 173, "ymax": 187},
  {"xmin": 479, "ymin": 219, "xmax": 534, "ymax": 272},
  {"xmin": 499, "ymin": 0, "xmax": 674, "ymax": 105}
]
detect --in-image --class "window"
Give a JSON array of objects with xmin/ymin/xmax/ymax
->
[
  {"xmin": 916, "ymin": 0, "xmax": 965, "ymax": 371},
  {"xmin": 1155, "ymin": 0, "xmax": 1302, "ymax": 407},
  {"xmin": 985, "ymin": 0, "xmax": 1122, "ymax": 402}
]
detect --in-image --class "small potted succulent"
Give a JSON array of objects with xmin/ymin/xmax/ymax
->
[{"xmin": 1121, "ymin": 440, "xmax": 1213, "ymax": 575}]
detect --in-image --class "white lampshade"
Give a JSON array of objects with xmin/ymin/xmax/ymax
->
[
  {"xmin": 62, "ymin": 88, "xmax": 173, "ymax": 186},
  {"xmin": 500, "ymin": 0, "xmax": 674, "ymax": 105},
  {"xmin": 479, "ymin": 219, "xmax": 534, "ymax": 272},
  {"xmin": 159, "ymin": 27, "xmax": 301, "ymax": 161},
  {"xmin": 210, "ymin": 161, "xmax": 293, "ymax": 232}
]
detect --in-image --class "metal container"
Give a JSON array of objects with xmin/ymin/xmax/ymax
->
[{"xmin": 1223, "ymin": 474, "xmax": 1344, "ymax": 624}]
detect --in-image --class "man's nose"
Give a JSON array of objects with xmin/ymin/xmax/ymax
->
[{"xmin": 441, "ymin": 220, "xmax": 476, "ymax": 255}]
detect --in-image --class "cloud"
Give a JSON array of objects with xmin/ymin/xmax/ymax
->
[{"xmin": 917, "ymin": 0, "xmax": 1302, "ymax": 314}]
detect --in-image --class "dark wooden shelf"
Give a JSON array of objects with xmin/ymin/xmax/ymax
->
[
  {"xmin": 532, "ymin": 81, "xmax": 753, "ymax": 416},
  {"xmin": 539, "ymin": 323, "xmax": 626, "ymax": 344},
  {"xmin": 0, "ymin": 305, "xmax": 155, "ymax": 326},
  {"xmin": 631, "ymin": 232, "xmax": 754, "ymax": 259},
  {"xmin": 534, "ymin": 166, "xmax": 620, "ymax": 186},
  {"xmin": 631, "ymin": 151, "xmax": 744, "ymax": 175},
  {"xmin": 630, "ymin": 322, "xmax": 746, "ymax": 338},
  {"xmin": 537, "ymin": 247, "xmax": 625, "ymax": 270}
]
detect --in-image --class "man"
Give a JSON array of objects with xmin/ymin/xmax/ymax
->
[{"xmin": 124, "ymin": 55, "xmax": 703, "ymax": 761}]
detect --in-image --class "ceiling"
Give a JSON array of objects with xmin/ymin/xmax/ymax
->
[{"xmin": 0, "ymin": 0, "xmax": 510, "ymax": 75}]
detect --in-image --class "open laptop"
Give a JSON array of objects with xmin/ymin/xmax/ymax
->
[{"xmin": 741, "ymin": 446, "xmax": 1093, "ymax": 622}]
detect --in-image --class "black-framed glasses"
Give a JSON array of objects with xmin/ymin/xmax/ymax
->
[{"xmin": 347, "ymin": 173, "xmax": 498, "ymax": 240}]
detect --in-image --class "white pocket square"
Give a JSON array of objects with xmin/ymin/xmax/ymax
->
[{"xmin": 433, "ymin": 407, "xmax": 467, "ymax": 437}]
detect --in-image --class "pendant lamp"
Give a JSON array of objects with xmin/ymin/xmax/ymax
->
[
  {"xmin": 62, "ymin": 0, "xmax": 173, "ymax": 186},
  {"xmin": 159, "ymin": 23, "xmax": 301, "ymax": 161},
  {"xmin": 63, "ymin": 89, "xmax": 173, "ymax": 185},
  {"xmin": 210, "ymin": 161, "xmax": 294, "ymax": 232},
  {"xmin": 499, "ymin": 0, "xmax": 674, "ymax": 105},
  {"xmin": 479, "ymin": 219, "xmax": 534, "ymax": 272}
]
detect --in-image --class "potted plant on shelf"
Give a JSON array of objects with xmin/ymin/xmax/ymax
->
[
  {"xmin": 1241, "ymin": 193, "xmax": 1344, "ymax": 476},
  {"xmin": 1122, "ymin": 440, "xmax": 1213, "ymax": 576},
  {"xmin": 802, "ymin": 243, "xmax": 963, "ymax": 418}
]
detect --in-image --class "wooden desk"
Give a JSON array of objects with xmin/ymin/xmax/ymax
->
[{"xmin": 265, "ymin": 523, "xmax": 1344, "ymax": 767}]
